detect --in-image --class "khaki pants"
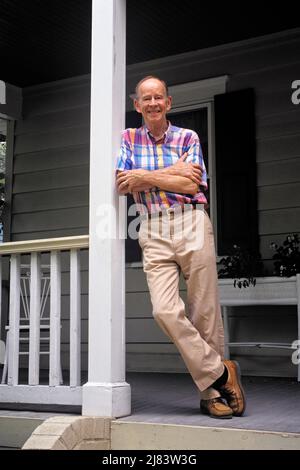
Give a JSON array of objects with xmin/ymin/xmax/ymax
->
[{"xmin": 139, "ymin": 206, "xmax": 224, "ymax": 399}]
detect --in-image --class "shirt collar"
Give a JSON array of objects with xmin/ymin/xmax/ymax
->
[{"xmin": 145, "ymin": 121, "xmax": 172, "ymax": 144}]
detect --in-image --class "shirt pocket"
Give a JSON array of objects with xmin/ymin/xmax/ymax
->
[
  {"xmin": 162, "ymin": 147, "xmax": 181, "ymax": 168},
  {"xmin": 132, "ymin": 153, "xmax": 156, "ymax": 170}
]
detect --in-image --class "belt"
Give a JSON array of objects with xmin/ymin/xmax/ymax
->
[{"xmin": 140, "ymin": 204, "xmax": 200, "ymax": 221}]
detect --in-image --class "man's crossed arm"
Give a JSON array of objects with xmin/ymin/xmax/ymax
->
[{"xmin": 116, "ymin": 153, "xmax": 203, "ymax": 196}]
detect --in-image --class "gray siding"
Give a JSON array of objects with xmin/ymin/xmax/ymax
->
[
  {"xmin": 12, "ymin": 76, "xmax": 90, "ymax": 241},
  {"xmin": 10, "ymin": 30, "xmax": 300, "ymax": 377}
]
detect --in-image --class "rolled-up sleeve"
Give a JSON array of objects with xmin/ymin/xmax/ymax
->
[
  {"xmin": 116, "ymin": 130, "xmax": 133, "ymax": 171},
  {"xmin": 185, "ymin": 131, "xmax": 208, "ymax": 190}
]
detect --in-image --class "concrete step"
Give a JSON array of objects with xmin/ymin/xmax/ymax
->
[{"xmin": 111, "ymin": 421, "xmax": 300, "ymax": 450}]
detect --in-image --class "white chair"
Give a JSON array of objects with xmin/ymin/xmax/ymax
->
[{"xmin": 1, "ymin": 264, "xmax": 63, "ymax": 384}]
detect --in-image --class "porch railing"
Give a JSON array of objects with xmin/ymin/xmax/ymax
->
[{"xmin": 0, "ymin": 235, "xmax": 89, "ymax": 406}]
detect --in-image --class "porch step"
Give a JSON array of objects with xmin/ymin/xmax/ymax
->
[
  {"xmin": 0, "ymin": 412, "xmax": 55, "ymax": 449},
  {"xmin": 111, "ymin": 421, "xmax": 300, "ymax": 450}
]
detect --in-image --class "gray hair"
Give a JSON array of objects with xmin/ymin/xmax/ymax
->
[{"xmin": 135, "ymin": 75, "xmax": 169, "ymax": 98}]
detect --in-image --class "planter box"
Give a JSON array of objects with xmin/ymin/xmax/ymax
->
[
  {"xmin": 218, "ymin": 275, "xmax": 300, "ymax": 380},
  {"xmin": 218, "ymin": 276, "xmax": 298, "ymax": 306}
]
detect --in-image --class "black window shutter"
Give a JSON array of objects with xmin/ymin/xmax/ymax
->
[
  {"xmin": 125, "ymin": 111, "xmax": 142, "ymax": 263},
  {"xmin": 214, "ymin": 88, "xmax": 258, "ymax": 255}
]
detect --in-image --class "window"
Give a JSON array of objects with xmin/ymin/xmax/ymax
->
[
  {"xmin": 168, "ymin": 105, "xmax": 212, "ymax": 217},
  {"xmin": 168, "ymin": 76, "xmax": 228, "ymax": 245},
  {"xmin": 214, "ymin": 89, "xmax": 258, "ymax": 255}
]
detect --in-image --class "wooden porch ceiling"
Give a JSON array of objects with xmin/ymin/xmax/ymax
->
[{"xmin": 0, "ymin": 0, "xmax": 299, "ymax": 88}]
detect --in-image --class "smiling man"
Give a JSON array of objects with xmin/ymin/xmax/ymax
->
[
  {"xmin": 116, "ymin": 76, "xmax": 246, "ymax": 419},
  {"xmin": 116, "ymin": 76, "xmax": 203, "ymax": 202}
]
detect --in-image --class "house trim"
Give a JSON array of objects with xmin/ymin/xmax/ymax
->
[
  {"xmin": 0, "ymin": 81, "xmax": 5, "ymax": 104},
  {"xmin": 0, "ymin": 82, "xmax": 22, "ymax": 120},
  {"xmin": 168, "ymin": 76, "xmax": 228, "ymax": 109}
]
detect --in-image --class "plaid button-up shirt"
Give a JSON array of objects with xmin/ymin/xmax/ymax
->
[{"xmin": 116, "ymin": 122, "xmax": 208, "ymax": 214}]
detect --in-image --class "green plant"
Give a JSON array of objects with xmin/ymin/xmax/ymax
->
[
  {"xmin": 218, "ymin": 245, "xmax": 264, "ymax": 288},
  {"xmin": 270, "ymin": 234, "xmax": 300, "ymax": 277}
]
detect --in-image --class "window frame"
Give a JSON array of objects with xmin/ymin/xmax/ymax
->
[{"xmin": 167, "ymin": 101, "xmax": 216, "ymax": 236}]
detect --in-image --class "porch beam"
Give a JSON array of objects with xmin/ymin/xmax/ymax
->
[{"xmin": 83, "ymin": 0, "xmax": 130, "ymax": 417}]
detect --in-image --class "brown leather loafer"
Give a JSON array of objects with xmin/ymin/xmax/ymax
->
[
  {"xmin": 200, "ymin": 397, "xmax": 233, "ymax": 419},
  {"xmin": 219, "ymin": 360, "xmax": 246, "ymax": 416}
]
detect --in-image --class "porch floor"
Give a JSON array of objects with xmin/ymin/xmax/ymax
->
[
  {"xmin": 120, "ymin": 372, "xmax": 300, "ymax": 434},
  {"xmin": 0, "ymin": 372, "xmax": 299, "ymax": 434}
]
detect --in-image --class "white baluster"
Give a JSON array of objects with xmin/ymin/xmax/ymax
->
[
  {"xmin": 29, "ymin": 252, "xmax": 41, "ymax": 385},
  {"xmin": 70, "ymin": 249, "xmax": 81, "ymax": 386},
  {"xmin": 8, "ymin": 254, "xmax": 21, "ymax": 385},
  {"xmin": 50, "ymin": 251, "xmax": 61, "ymax": 386}
]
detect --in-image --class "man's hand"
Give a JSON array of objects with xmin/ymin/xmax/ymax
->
[
  {"xmin": 164, "ymin": 152, "xmax": 203, "ymax": 185},
  {"xmin": 116, "ymin": 169, "xmax": 150, "ymax": 194}
]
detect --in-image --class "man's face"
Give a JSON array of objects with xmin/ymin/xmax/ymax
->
[{"xmin": 134, "ymin": 78, "xmax": 172, "ymax": 126}]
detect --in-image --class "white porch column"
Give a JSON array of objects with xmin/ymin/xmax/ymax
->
[{"xmin": 83, "ymin": 0, "xmax": 130, "ymax": 417}]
